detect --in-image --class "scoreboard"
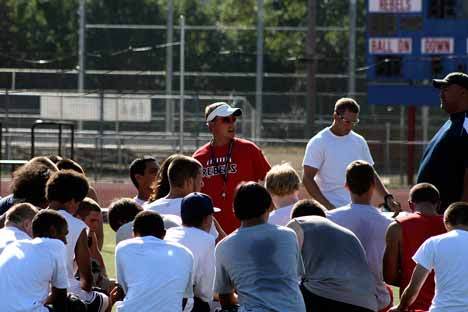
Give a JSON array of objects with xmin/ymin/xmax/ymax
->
[{"xmin": 366, "ymin": 0, "xmax": 468, "ymax": 105}]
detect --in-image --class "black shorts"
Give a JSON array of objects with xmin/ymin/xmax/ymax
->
[
  {"xmin": 300, "ymin": 284, "xmax": 374, "ymax": 312},
  {"xmin": 84, "ymin": 291, "xmax": 109, "ymax": 312}
]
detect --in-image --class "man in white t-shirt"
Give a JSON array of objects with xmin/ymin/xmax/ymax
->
[
  {"xmin": 0, "ymin": 209, "xmax": 69, "ymax": 312},
  {"xmin": 328, "ymin": 160, "xmax": 393, "ymax": 311},
  {"xmin": 144, "ymin": 155, "xmax": 222, "ymax": 239},
  {"xmin": 302, "ymin": 97, "xmax": 399, "ymax": 211},
  {"xmin": 129, "ymin": 157, "xmax": 159, "ymax": 206},
  {"xmin": 266, "ymin": 163, "xmax": 300, "ymax": 226},
  {"xmin": 47, "ymin": 170, "xmax": 109, "ymax": 312},
  {"xmin": 0, "ymin": 203, "xmax": 37, "ymax": 254},
  {"xmin": 113, "ymin": 210, "xmax": 194, "ymax": 312},
  {"xmin": 165, "ymin": 192, "xmax": 220, "ymax": 312},
  {"xmin": 391, "ymin": 202, "xmax": 468, "ymax": 312}
]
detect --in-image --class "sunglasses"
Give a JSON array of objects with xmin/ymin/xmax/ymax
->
[{"xmin": 338, "ymin": 114, "xmax": 359, "ymax": 125}]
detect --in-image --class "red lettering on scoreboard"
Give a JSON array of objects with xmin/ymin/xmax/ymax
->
[
  {"xmin": 369, "ymin": 0, "xmax": 421, "ymax": 12},
  {"xmin": 421, "ymin": 38, "xmax": 454, "ymax": 54},
  {"xmin": 369, "ymin": 38, "xmax": 412, "ymax": 54}
]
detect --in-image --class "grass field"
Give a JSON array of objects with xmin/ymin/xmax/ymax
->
[
  {"xmin": 101, "ymin": 224, "xmax": 400, "ymax": 306},
  {"xmin": 102, "ymin": 224, "xmax": 116, "ymax": 278}
]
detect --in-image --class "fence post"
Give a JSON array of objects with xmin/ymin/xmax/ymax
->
[{"xmin": 385, "ymin": 122, "xmax": 391, "ymax": 177}]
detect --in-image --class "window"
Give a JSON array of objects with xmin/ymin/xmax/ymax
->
[
  {"xmin": 368, "ymin": 14, "xmax": 397, "ymax": 36},
  {"xmin": 428, "ymin": 0, "xmax": 456, "ymax": 19},
  {"xmin": 431, "ymin": 56, "xmax": 443, "ymax": 76},
  {"xmin": 376, "ymin": 56, "xmax": 402, "ymax": 77}
]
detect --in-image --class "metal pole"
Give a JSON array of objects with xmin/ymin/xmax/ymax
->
[
  {"xmin": 348, "ymin": 0, "xmax": 356, "ymax": 97},
  {"xmin": 255, "ymin": 0, "xmax": 264, "ymax": 140},
  {"xmin": 78, "ymin": 0, "xmax": 86, "ymax": 92},
  {"xmin": 166, "ymin": 0, "xmax": 174, "ymax": 133},
  {"xmin": 179, "ymin": 16, "xmax": 185, "ymax": 153},
  {"xmin": 305, "ymin": 0, "xmax": 317, "ymax": 137},
  {"xmin": 422, "ymin": 106, "xmax": 429, "ymax": 142},
  {"xmin": 385, "ymin": 122, "xmax": 391, "ymax": 176},
  {"xmin": 399, "ymin": 106, "xmax": 405, "ymax": 185}
]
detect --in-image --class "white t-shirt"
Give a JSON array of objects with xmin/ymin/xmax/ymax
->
[
  {"xmin": 116, "ymin": 215, "xmax": 182, "ymax": 244},
  {"xmin": 165, "ymin": 226, "xmax": 216, "ymax": 303},
  {"xmin": 58, "ymin": 209, "xmax": 95, "ymax": 302},
  {"xmin": 133, "ymin": 196, "xmax": 146, "ymax": 207},
  {"xmin": 302, "ymin": 127, "xmax": 374, "ymax": 207},
  {"xmin": 268, "ymin": 204, "xmax": 295, "ymax": 226},
  {"xmin": 144, "ymin": 197, "xmax": 183, "ymax": 215},
  {"xmin": 413, "ymin": 229, "xmax": 468, "ymax": 312},
  {"xmin": 0, "ymin": 226, "xmax": 30, "ymax": 254},
  {"xmin": 328, "ymin": 204, "xmax": 392, "ymax": 309},
  {"xmin": 115, "ymin": 236, "xmax": 194, "ymax": 312},
  {"xmin": 0, "ymin": 237, "xmax": 69, "ymax": 312},
  {"xmin": 144, "ymin": 197, "xmax": 218, "ymax": 239}
]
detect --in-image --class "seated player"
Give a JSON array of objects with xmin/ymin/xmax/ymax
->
[
  {"xmin": 129, "ymin": 156, "xmax": 159, "ymax": 206},
  {"xmin": 328, "ymin": 161, "xmax": 393, "ymax": 311},
  {"xmin": 391, "ymin": 202, "xmax": 468, "ymax": 312},
  {"xmin": 215, "ymin": 182, "xmax": 306, "ymax": 312},
  {"xmin": 76, "ymin": 197, "xmax": 113, "ymax": 293},
  {"xmin": 384, "ymin": 183, "xmax": 445, "ymax": 311},
  {"xmin": 165, "ymin": 193, "xmax": 219, "ymax": 311},
  {"xmin": 47, "ymin": 170, "xmax": 109, "ymax": 312},
  {"xmin": 0, "ymin": 210, "xmax": 69, "ymax": 312},
  {"xmin": 287, "ymin": 200, "xmax": 377, "ymax": 312},
  {"xmin": 113, "ymin": 210, "xmax": 194, "ymax": 312},
  {"xmin": 0, "ymin": 203, "xmax": 37, "ymax": 254},
  {"xmin": 266, "ymin": 163, "xmax": 301, "ymax": 225}
]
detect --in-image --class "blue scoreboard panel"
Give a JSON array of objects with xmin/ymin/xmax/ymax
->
[{"xmin": 366, "ymin": 0, "xmax": 468, "ymax": 106}]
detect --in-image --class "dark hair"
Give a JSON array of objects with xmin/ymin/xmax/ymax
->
[
  {"xmin": 291, "ymin": 199, "xmax": 327, "ymax": 219},
  {"xmin": 183, "ymin": 216, "xmax": 205, "ymax": 228},
  {"xmin": 444, "ymin": 202, "xmax": 468, "ymax": 227},
  {"xmin": 409, "ymin": 183, "xmax": 440, "ymax": 204},
  {"xmin": 234, "ymin": 182, "xmax": 272, "ymax": 220},
  {"xmin": 148, "ymin": 154, "xmax": 179, "ymax": 202},
  {"xmin": 76, "ymin": 197, "xmax": 101, "ymax": 219},
  {"xmin": 11, "ymin": 162, "xmax": 55, "ymax": 207},
  {"xmin": 56, "ymin": 158, "xmax": 85, "ymax": 175},
  {"xmin": 32, "ymin": 209, "xmax": 67, "ymax": 238},
  {"xmin": 168, "ymin": 155, "xmax": 202, "ymax": 188},
  {"xmin": 346, "ymin": 161, "xmax": 375, "ymax": 195},
  {"xmin": 129, "ymin": 156, "xmax": 157, "ymax": 188},
  {"xmin": 6, "ymin": 203, "xmax": 38, "ymax": 224},
  {"xmin": 133, "ymin": 210, "xmax": 165, "ymax": 238},
  {"xmin": 46, "ymin": 170, "xmax": 89, "ymax": 204},
  {"xmin": 107, "ymin": 198, "xmax": 143, "ymax": 232},
  {"xmin": 334, "ymin": 97, "xmax": 360, "ymax": 114}
]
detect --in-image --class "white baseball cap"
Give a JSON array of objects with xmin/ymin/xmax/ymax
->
[{"xmin": 206, "ymin": 102, "xmax": 242, "ymax": 122}]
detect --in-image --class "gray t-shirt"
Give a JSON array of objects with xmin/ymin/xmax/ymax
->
[
  {"xmin": 287, "ymin": 216, "xmax": 378, "ymax": 311},
  {"xmin": 215, "ymin": 223, "xmax": 306, "ymax": 312},
  {"xmin": 328, "ymin": 204, "xmax": 392, "ymax": 309}
]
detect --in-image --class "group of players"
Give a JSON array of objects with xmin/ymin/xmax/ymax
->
[{"xmin": 0, "ymin": 71, "xmax": 466, "ymax": 312}]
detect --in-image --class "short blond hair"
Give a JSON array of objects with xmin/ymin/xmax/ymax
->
[{"xmin": 265, "ymin": 163, "xmax": 300, "ymax": 196}]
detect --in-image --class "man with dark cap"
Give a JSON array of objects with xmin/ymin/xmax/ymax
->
[
  {"xmin": 165, "ymin": 192, "xmax": 220, "ymax": 312},
  {"xmin": 193, "ymin": 102, "xmax": 271, "ymax": 234},
  {"xmin": 417, "ymin": 72, "xmax": 468, "ymax": 212}
]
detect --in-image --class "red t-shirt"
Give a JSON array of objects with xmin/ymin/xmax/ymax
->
[
  {"xmin": 396, "ymin": 212, "xmax": 446, "ymax": 311},
  {"xmin": 193, "ymin": 138, "xmax": 271, "ymax": 233}
]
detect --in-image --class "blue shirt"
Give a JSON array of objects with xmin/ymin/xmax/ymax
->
[{"xmin": 417, "ymin": 111, "xmax": 468, "ymax": 210}]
